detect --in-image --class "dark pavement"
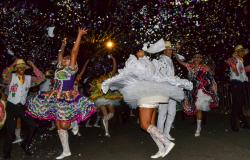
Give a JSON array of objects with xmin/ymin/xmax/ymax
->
[{"xmin": 0, "ymin": 111, "xmax": 250, "ymax": 160}]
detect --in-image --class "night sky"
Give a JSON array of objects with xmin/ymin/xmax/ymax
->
[{"xmin": 0, "ymin": 0, "xmax": 250, "ymax": 81}]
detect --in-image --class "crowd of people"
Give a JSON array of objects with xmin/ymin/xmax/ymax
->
[{"xmin": 0, "ymin": 28, "xmax": 250, "ymax": 160}]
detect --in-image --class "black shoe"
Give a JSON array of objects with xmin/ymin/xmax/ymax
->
[
  {"xmin": 20, "ymin": 143, "xmax": 32, "ymax": 156},
  {"xmin": 3, "ymin": 152, "xmax": 11, "ymax": 159}
]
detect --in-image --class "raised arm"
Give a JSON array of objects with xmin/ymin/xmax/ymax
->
[
  {"xmin": 110, "ymin": 55, "xmax": 117, "ymax": 76},
  {"xmin": 27, "ymin": 61, "xmax": 45, "ymax": 87},
  {"xmin": 174, "ymin": 51, "xmax": 188, "ymax": 67},
  {"xmin": 2, "ymin": 60, "xmax": 17, "ymax": 85},
  {"xmin": 76, "ymin": 59, "xmax": 90, "ymax": 82},
  {"xmin": 70, "ymin": 28, "xmax": 88, "ymax": 68},
  {"xmin": 58, "ymin": 38, "xmax": 67, "ymax": 65}
]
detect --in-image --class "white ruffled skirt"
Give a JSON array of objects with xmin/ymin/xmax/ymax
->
[
  {"xmin": 95, "ymin": 98, "xmax": 121, "ymax": 107},
  {"xmin": 195, "ymin": 89, "xmax": 212, "ymax": 111},
  {"xmin": 103, "ymin": 78, "xmax": 184, "ymax": 108}
]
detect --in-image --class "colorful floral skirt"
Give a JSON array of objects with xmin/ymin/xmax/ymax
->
[{"xmin": 27, "ymin": 94, "xmax": 96, "ymax": 123}]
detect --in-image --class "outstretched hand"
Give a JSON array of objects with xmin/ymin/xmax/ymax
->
[
  {"xmin": 62, "ymin": 37, "xmax": 67, "ymax": 45},
  {"xmin": 78, "ymin": 28, "xmax": 88, "ymax": 36}
]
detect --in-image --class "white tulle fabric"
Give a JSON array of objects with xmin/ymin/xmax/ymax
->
[
  {"xmin": 195, "ymin": 89, "xmax": 212, "ymax": 111},
  {"xmin": 102, "ymin": 55, "xmax": 193, "ymax": 108},
  {"xmin": 95, "ymin": 98, "xmax": 120, "ymax": 107}
]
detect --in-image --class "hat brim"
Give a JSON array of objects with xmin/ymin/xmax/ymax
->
[
  {"xmin": 234, "ymin": 48, "xmax": 248, "ymax": 56},
  {"xmin": 14, "ymin": 64, "xmax": 30, "ymax": 71}
]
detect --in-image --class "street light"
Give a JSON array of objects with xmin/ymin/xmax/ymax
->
[{"xmin": 106, "ymin": 40, "xmax": 114, "ymax": 49}]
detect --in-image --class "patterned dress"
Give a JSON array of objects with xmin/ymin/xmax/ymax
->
[
  {"xmin": 183, "ymin": 64, "xmax": 218, "ymax": 116},
  {"xmin": 27, "ymin": 66, "xmax": 96, "ymax": 123}
]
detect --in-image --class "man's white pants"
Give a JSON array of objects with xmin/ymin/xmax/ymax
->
[{"xmin": 157, "ymin": 99, "xmax": 176, "ymax": 135}]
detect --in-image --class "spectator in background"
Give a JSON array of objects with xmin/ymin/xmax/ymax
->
[
  {"xmin": 2, "ymin": 59, "xmax": 44, "ymax": 159},
  {"xmin": 226, "ymin": 45, "xmax": 250, "ymax": 131}
]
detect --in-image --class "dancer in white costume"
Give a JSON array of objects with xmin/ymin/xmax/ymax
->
[
  {"xmin": 156, "ymin": 40, "xmax": 177, "ymax": 141},
  {"xmin": 102, "ymin": 42, "xmax": 192, "ymax": 158}
]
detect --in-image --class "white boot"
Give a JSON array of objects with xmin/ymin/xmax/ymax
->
[
  {"xmin": 85, "ymin": 119, "xmax": 92, "ymax": 128},
  {"xmin": 148, "ymin": 131, "xmax": 164, "ymax": 159},
  {"xmin": 166, "ymin": 134, "xmax": 175, "ymax": 141},
  {"xmin": 56, "ymin": 130, "xmax": 71, "ymax": 159},
  {"xmin": 164, "ymin": 118, "xmax": 175, "ymax": 141},
  {"xmin": 71, "ymin": 121, "xmax": 79, "ymax": 136},
  {"xmin": 164, "ymin": 117, "xmax": 175, "ymax": 141},
  {"xmin": 49, "ymin": 122, "xmax": 56, "ymax": 131},
  {"xmin": 147, "ymin": 125, "xmax": 175, "ymax": 158},
  {"xmin": 13, "ymin": 128, "xmax": 23, "ymax": 144},
  {"xmin": 102, "ymin": 116, "xmax": 110, "ymax": 137},
  {"xmin": 195, "ymin": 120, "xmax": 202, "ymax": 137},
  {"xmin": 163, "ymin": 100, "xmax": 176, "ymax": 141}
]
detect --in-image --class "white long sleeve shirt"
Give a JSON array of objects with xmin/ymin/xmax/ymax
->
[
  {"xmin": 230, "ymin": 58, "xmax": 248, "ymax": 82},
  {"xmin": 157, "ymin": 55, "xmax": 175, "ymax": 77}
]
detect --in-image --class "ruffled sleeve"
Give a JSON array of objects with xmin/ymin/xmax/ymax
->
[
  {"xmin": 102, "ymin": 55, "xmax": 139, "ymax": 94},
  {"xmin": 118, "ymin": 55, "xmax": 137, "ymax": 74}
]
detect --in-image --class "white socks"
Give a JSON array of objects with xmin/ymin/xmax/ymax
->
[
  {"xmin": 49, "ymin": 122, "xmax": 56, "ymax": 131},
  {"xmin": 164, "ymin": 115, "xmax": 176, "ymax": 141},
  {"xmin": 13, "ymin": 128, "xmax": 23, "ymax": 144},
  {"xmin": 56, "ymin": 130, "xmax": 71, "ymax": 159},
  {"xmin": 102, "ymin": 113, "xmax": 114, "ymax": 137},
  {"xmin": 85, "ymin": 119, "xmax": 92, "ymax": 127},
  {"xmin": 195, "ymin": 120, "xmax": 202, "ymax": 137},
  {"xmin": 71, "ymin": 121, "xmax": 79, "ymax": 136}
]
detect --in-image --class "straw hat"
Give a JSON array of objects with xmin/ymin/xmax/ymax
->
[
  {"xmin": 234, "ymin": 45, "xmax": 249, "ymax": 56},
  {"xmin": 193, "ymin": 54, "xmax": 203, "ymax": 59},
  {"xmin": 165, "ymin": 41, "xmax": 172, "ymax": 49},
  {"xmin": 14, "ymin": 59, "xmax": 30, "ymax": 70}
]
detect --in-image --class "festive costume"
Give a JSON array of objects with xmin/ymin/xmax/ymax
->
[
  {"xmin": 102, "ymin": 55, "xmax": 192, "ymax": 108},
  {"xmin": 182, "ymin": 63, "xmax": 218, "ymax": 137},
  {"xmin": 226, "ymin": 54, "xmax": 249, "ymax": 131},
  {"xmin": 90, "ymin": 73, "xmax": 123, "ymax": 136},
  {"xmin": 2, "ymin": 59, "xmax": 44, "ymax": 159},
  {"xmin": 27, "ymin": 66, "xmax": 96, "ymax": 123},
  {"xmin": 102, "ymin": 54, "xmax": 192, "ymax": 158},
  {"xmin": 156, "ymin": 54, "xmax": 177, "ymax": 141},
  {"xmin": 183, "ymin": 64, "xmax": 218, "ymax": 115},
  {"xmin": 27, "ymin": 65, "xmax": 95, "ymax": 160}
]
